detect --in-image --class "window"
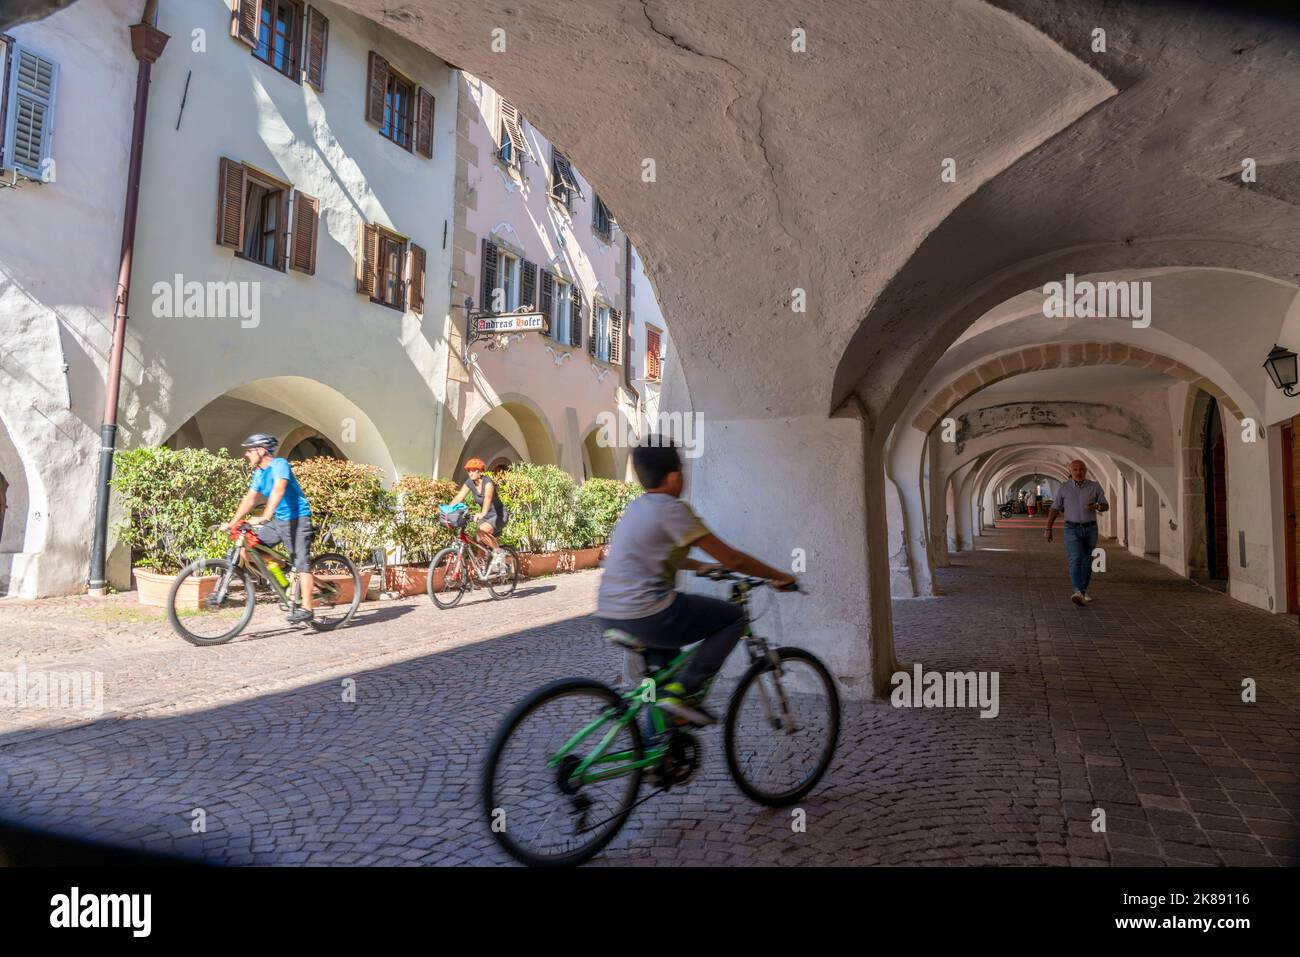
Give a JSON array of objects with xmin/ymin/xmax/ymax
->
[
  {"xmin": 242, "ymin": 178, "xmax": 286, "ymax": 268},
  {"xmin": 496, "ymin": 98, "xmax": 526, "ymax": 168},
  {"xmin": 363, "ymin": 51, "xmax": 433, "ymax": 157},
  {"xmin": 646, "ymin": 327, "xmax": 662, "ymax": 381},
  {"xmin": 0, "ymin": 40, "xmax": 58, "ymax": 182},
  {"xmin": 553, "ymin": 281, "xmax": 572, "ymax": 344},
  {"xmin": 593, "ymin": 304, "xmax": 611, "ymax": 362},
  {"xmin": 498, "ymin": 252, "xmax": 520, "ymax": 311},
  {"xmin": 380, "ymin": 70, "xmax": 414, "ymax": 150},
  {"xmin": 255, "ymin": 0, "xmax": 302, "ymax": 79},
  {"xmin": 357, "ymin": 223, "xmax": 425, "ymax": 313},
  {"xmin": 550, "ymin": 149, "xmax": 580, "ymax": 209},
  {"xmin": 593, "ymin": 196, "xmax": 613, "ymax": 242}
]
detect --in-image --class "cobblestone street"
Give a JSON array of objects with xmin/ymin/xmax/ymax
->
[{"xmin": 1, "ymin": 524, "xmax": 1297, "ymax": 866}]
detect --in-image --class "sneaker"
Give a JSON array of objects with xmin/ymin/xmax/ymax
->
[
  {"xmin": 1082, "ymin": 593, "xmax": 1093, "ymax": 604},
  {"xmin": 286, "ymin": 608, "xmax": 315, "ymax": 624},
  {"xmin": 656, "ymin": 681, "xmax": 717, "ymax": 727},
  {"xmin": 485, "ymin": 550, "xmax": 505, "ymax": 577},
  {"xmin": 1070, "ymin": 591, "xmax": 1085, "ymax": 606}
]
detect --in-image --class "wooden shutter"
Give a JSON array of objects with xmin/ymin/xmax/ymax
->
[
  {"xmin": 3, "ymin": 47, "xmax": 59, "ymax": 181},
  {"xmin": 357, "ymin": 223, "xmax": 380, "ymax": 297},
  {"xmin": 231, "ymin": 0, "xmax": 262, "ymax": 46},
  {"xmin": 521, "ymin": 260, "xmax": 537, "ymax": 310},
  {"xmin": 288, "ymin": 190, "xmax": 319, "ymax": 274},
  {"xmin": 609, "ymin": 308, "xmax": 624, "ymax": 365},
  {"xmin": 588, "ymin": 303, "xmax": 598, "ymax": 356},
  {"xmin": 571, "ymin": 286, "xmax": 584, "ymax": 349},
  {"xmin": 499, "ymin": 99, "xmax": 526, "ymax": 161},
  {"xmin": 365, "ymin": 52, "xmax": 389, "ymax": 126},
  {"xmin": 215, "ymin": 157, "xmax": 247, "ymax": 249},
  {"xmin": 415, "ymin": 86, "xmax": 435, "ymax": 158},
  {"xmin": 647, "ymin": 329, "xmax": 661, "ymax": 379},
  {"xmin": 408, "ymin": 242, "xmax": 426, "ymax": 314},
  {"xmin": 480, "ymin": 238, "xmax": 499, "ymax": 308},
  {"xmin": 551, "ymin": 150, "xmax": 578, "ymax": 206},
  {"xmin": 303, "ymin": 6, "xmax": 329, "ymax": 90},
  {"xmin": 539, "ymin": 270, "xmax": 554, "ymax": 336}
]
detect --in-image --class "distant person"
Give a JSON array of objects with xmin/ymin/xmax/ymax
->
[{"xmin": 1044, "ymin": 460, "xmax": 1109, "ymax": 606}]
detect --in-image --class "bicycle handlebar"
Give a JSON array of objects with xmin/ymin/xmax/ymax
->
[{"xmin": 695, "ymin": 568, "xmax": 802, "ymax": 593}]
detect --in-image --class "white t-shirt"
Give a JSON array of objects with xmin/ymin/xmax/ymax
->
[{"xmin": 596, "ymin": 492, "xmax": 710, "ymax": 619}]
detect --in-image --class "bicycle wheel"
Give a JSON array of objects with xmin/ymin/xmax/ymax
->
[
  {"xmin": 483, "ymin": 678, "xmax": 644, "ymax": 867},
  {"xmin": 487, "ymin": 545, "xmax": 520, "ymax": 600},
  {"xmin": 306, "ymin": 552, "xmax": 361, "ymax": 631},
  {"xmin": 167, "ymin": 558, "xmax": 255, "ymax": 646},
  {"xmin": 427, "ymin": 546, "xmax": 467, "ymax": 609},
  {"xmin": 724, "ymin": 647, "xmax": 840, "ymax": 806}
]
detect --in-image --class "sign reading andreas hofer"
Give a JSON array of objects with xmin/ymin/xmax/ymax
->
[{"xmin": 475, "ymin": 311, "xmax": 544, "ymax": 334}]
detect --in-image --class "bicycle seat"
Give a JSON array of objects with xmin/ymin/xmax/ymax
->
[{"xmin": 603, "ymin": 628, "xmax": 646, "ymax": 652}]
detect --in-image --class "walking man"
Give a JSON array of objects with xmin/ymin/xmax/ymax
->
[{"xmin": 1045, "ymin": 460, "xmax": 1109, "ymax": 606}]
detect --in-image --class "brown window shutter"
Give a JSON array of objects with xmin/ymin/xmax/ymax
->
[
  {"xmin": 609, "ymin": 308, "xmax": 624, "ymax": 365},
  {"xmin": 215, "ymin": 157, "xmax": 247, "ymax": 249},
  {"xmin": 231, "ymin": 0, "xmax": 262, "ymax": 47},
  {"xmin": 521, "ymin": 260, "xmax": 537, "ymax": 310},
  {"xmin": 365, "ymin": 52, "xmax": 389, "ymax": 126},
  {"xmin": 480, "ymin": 238, "xmax": 498, "ymax": 308},
  {"xmin": 571, "ymin": 286, "xmax": 584, "ymax": 349},
  {"xmin": 289, "ymin": 190, "xmax": 319, "ymax": 275},
  {"xmin": 647, "ymin": 329, "xmax": 661, "ymax": 379},
  {"xmin": 357, "ymin": 223, "xmax": 379, "ymax": 297},
  {"xmin": 415, "ymin": 87, "xmax": 435, "ymax": 158},
  {"xmin": 408, "ymin": 242, "xmax": 426, "ymax": 314},
  {"xmin": 499, "ymin": 99, "xmax": 526, "ymax": 160},
  {"xmin": 588, "ymin": 303, "xmax": 598, "ymax": 356},
  {"xmin": 303, "ymin": 7, "xmax": 329, "ymax": 91},
  {"xmin": 539, "ymin": 270, "xmax": 554, "ymax": 336}
]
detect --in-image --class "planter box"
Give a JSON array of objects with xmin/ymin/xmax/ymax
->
[
  {"xmin": 318, "ymin": 568, "xmax": 372, "ymax": 605},
  {"xmin": 518, "ymin": 552, "xmax": 559, "ymax": 577},
  {"xmin": 134, "ymin": 567, "xmax": 214, "ymax": 609},
  {"xmin": 555, "ymin": 546, "xmax": 604, "ymax": 572},
  {"xmin": 385, "ymin": 563, "xmax": 431, "ymax": 597}
]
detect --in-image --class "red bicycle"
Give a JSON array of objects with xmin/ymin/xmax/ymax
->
[{"xmin": 426, "ymin": 511, "xmax": 519, "ymax": 608}]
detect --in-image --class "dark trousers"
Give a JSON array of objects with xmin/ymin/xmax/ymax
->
[{"xmin": 599, "ymin": 592, "xmax": 745, "ymax": 693}]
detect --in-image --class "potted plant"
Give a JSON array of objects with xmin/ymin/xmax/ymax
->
[
  {"xmin": 293, "ymin": 457, "xmax": 392, "ymax": 601},
  {"xmin": 110, "ymin": 446, "xmax": 246, "ymax": 607},
  {"xmin": 573, "ymin": 478, "xmax": 641, "ymax": 567},
  {"xmin": 496, "ymin": 463, "xmax": 580, "ymax": 577},
  {"xmin": 386, "ymin": 474, "xmax": 458, "ymax": 595}
]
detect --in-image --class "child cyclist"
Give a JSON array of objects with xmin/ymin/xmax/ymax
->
[{"xmin": 596, "ymin": 442, "xmax": 797, "ymax": 726}]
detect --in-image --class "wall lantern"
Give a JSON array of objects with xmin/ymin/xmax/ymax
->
[{"xmin": 1263, "ymin": 343, "xmax": 1298, "ymax": 396}]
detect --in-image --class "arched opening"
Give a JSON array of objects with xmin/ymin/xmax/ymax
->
[
  {"xmin": 0, "ymin": 414, "xmax": 35, "ymax": 597},
  {"xmin": 453, "ymin": 399, "xmax": 559, "ymax": 483},
  {"xmin": 161, "ymin": 377, "xmax": 396, "ymax": 479},
  {"xmin": 582, "ymin": 427, "xmax": 619, "ymax": 480},
  {"xmin": 1202, "ymin": 396, "xmax": 1230, "ymax": 584}
]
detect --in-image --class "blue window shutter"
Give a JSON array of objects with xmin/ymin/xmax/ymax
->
[{"xmin": 3, "ymin": 45, "xmax": 58, "ymax": 181}]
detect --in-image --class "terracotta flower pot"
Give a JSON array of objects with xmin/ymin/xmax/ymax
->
[
  {"xmin": 385, "ymin": 563, "xmax": 431, "ymax": 597},
  {"xmin": 135, "ymin": 567, "xmax": 215, "ymax": 609},
  {"xmin": 572, "ymin": 546, "xmax": 604, "ymax": 570},
  {"xmin": 518, "ymin": 552, "xmax": 559, "ymax": 577},
  {"xmin": 317, "ymin": 569, "xmax": 372, "ymax": 605}
]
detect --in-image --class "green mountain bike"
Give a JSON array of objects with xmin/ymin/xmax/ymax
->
[
  {"xmin": 482, "ymin": 569, "xmax": 841, "ymax": 866},
  {"xmin": 166, "ymin": 520, "xmax": 362, "ymax": 646}
]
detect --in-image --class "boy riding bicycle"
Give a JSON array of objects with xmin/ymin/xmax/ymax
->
[
  {"xmin": 225, "ymin": 433, "xmax": 317, "ymax": 624},
  {"xmin": 596, "ymin": 442, "xmax": 796, "ymax": 726}
]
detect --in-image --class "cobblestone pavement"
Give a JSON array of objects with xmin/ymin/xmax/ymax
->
[{"xmin": 0, "ymin": 526, "xmax": 1296, "ymax": 866}]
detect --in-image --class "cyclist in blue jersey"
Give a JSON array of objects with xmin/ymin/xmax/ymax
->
[{"xmin": 226, "ymin": 433, "xmax": 317, "ymax": 623}]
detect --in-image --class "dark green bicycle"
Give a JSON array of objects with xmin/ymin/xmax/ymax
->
[
  {"xmin": 166, "ymin": 520, "xmax": 361, "ymax": 646},
  {"xmin": 482, "ymin": 569, "xmax": 841, "ymax": 866}
]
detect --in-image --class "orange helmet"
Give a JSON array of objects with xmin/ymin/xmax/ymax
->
[{"xmin": 464, "ymin": 457, "xmax": 486, "ymax": 471}]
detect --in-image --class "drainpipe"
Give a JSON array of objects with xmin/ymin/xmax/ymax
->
[
  {"xmin": 88, "ymin": 1, "xmax": 167, "ymax": 594},
  {"xmin": 623, "ymin": 234, "xmax": 639, "ymax": 441}
]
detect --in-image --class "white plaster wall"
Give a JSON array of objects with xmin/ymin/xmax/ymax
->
[
  {"xmin": 1221, "ymin": 405, "xmax": 1280, "ymax": 611},
  {"xmin": 0, "ymin": 0, "xmax": 139, "ymax": 596},
  {"xmin": 127, "ymin": 0, "xmax": 457, "ymax": 485}
]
